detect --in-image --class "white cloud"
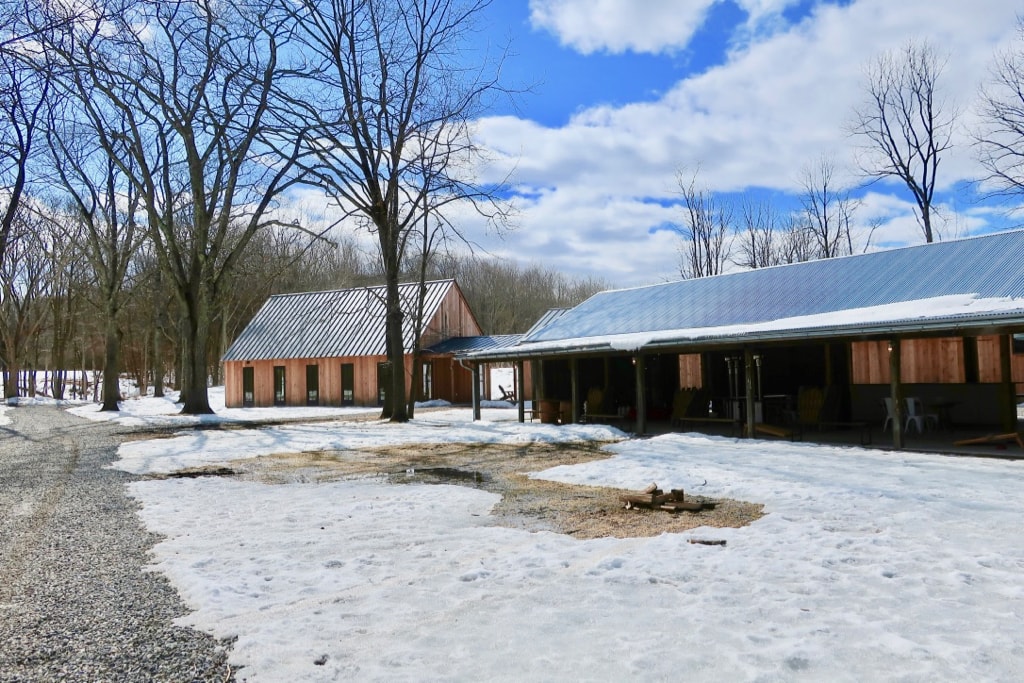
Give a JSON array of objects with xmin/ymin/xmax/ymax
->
[
  {"xmin": 469, "ymin": 0, "xmax": 1024, "ymax": 286},
  {"xmin": 528, "ymin": 0, "xmax": 720, "ymax": 55}
]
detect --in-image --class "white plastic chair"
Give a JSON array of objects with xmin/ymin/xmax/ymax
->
[
  {"xmin": 882, "ymin": 397, "xmax": 896, "ymax": 431},
  {"xmin": 905, "ymin": 397, "xmax": 938, "ymax": 434}
]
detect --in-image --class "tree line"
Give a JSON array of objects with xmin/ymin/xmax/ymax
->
[
  {"xmin": 0, "ymin": 0, "xmax": 538, "ymax": 419},
  {"xmin": 675, "ymin": 37, "xmax": 1024, "ymax": 278}
]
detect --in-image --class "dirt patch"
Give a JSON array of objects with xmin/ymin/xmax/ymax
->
[{"xmin": 202, "ymin": 441, "xmax": 765, "ymax": 540}]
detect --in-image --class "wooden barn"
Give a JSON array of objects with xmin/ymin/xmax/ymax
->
[
  {"xmin": 461, "ymin": 231, "xmax": 1024, "ymax": 449},
  {"xmin": 222, "ymin": 279, "xmax": 484, "ymax": 408}
]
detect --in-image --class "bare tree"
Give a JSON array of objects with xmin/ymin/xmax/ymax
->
[
  {"xmin": 0, "ymin": 210, "xmax": 50, "ymax": 398},
  {"xmin": 46, "ymin": 104, "xmax": 144, "ymax": 410},
  {"xmin": 0, "ymin": 13, "xmax": 52, "ymax": 278},
  {"xmin": 852, "ymin": 40, "xmax": 953, "ymax": 243},
  {"xmin": 282, "ymin": 0, "xmax": 509, "ymax": 422},
  {"xmin": 734, "ymin": 199, "xmax": 781, "ymax": 269},
  {"xmin": 976, "ymin": 21, "xmax": 1024, "ymax": 200},
  {"xmin": 799, "ymin": 155, "xmax": 859, "ymax": 258},
  {"xmin": 675, "ymin": 171, "xmax": 732, "ymax": 279},
  {"xmin": 44, "ymin": 206, "xmax": 86, "ymax": 400},
  {"xmin": 776, "ymin": 216, "xmax": 818, "ymax": 264},
  {"xmin": 429, "ymin": 253, "xmax": 606, "ymax": 335},
  {"xmin": 45, "ymin": 0, "xmax": 306, "ymax": 413}
]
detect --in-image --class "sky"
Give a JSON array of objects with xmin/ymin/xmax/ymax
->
[
  {"xmin": 340, "ymin": 0, "xmax": 1024, "ymax": 288},
  {"xmin": 20, "ymin": 391, "xmax": 1022, "ymax": 680}
]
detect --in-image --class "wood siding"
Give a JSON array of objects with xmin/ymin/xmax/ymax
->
[
  {"xmin": 678, "ymin": 353, "xmax": 703, "ymax": 387},
  {"xmin": 420, "ymin": 284, "xmax": 482, "ymax": 347},
  {"xmin": 223, "ymin": 283, "xmax": 483, "ymax": 408},
  {"xmin": 977, "ymin": 335, "xmax": 1024, "ymax": 386},
  {"xmin": 225, "ymin": 355, "xmax": 475, "ymax": 408},
  {"xmin": 851, "ymin": 336, "xmax": 1023, "ymax": 389}
]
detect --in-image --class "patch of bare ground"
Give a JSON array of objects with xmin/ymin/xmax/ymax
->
[{"xmin": 158, "ymin": 441, "xmax": 764, "ymax": 540}]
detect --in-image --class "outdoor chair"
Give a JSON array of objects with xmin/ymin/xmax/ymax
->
[
  {"xmin": 498, "ymin": 385, "xmax": 516, "ymax": 403},
  {"xmin": 882, "ymin": 397, "xmax": 895, "ymax": 432},
  {"xmin": 905, "ymin": 397, "xmax": 938, "ymax": 434},
  {"xmin": 583, "ymin": 387, "xmax": 618, "ymax": 423}
]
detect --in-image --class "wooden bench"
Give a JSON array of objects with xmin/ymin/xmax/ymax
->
[
  {"xmin": 749, "ymin": 423, "xmax": 797, "ymax": 440},
  {"xmin": 954, "ymin": 432, "xmax": 1024, "ymax": 449},
  {"xmin": 582, "ymin": 411, "xmax": 623, "ymax": 425}
]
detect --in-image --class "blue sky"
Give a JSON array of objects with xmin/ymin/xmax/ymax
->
[{"xmin": 314, "ymin": 0, "xmax": 1024, "ymax": 288}]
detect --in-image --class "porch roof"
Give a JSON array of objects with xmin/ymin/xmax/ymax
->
[{"xmin": 462, "ymin": 231, "xmax": 1024, "ymax": 361}]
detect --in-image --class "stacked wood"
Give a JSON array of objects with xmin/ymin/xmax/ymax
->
[{"xmin": 619, "ymin": 483, "xmax": 715, "ymax": 512}]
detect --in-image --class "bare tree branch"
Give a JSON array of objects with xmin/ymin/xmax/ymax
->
[{"xmin": 851, "ymin": 39, "xmax": 954, "ymax": 243}]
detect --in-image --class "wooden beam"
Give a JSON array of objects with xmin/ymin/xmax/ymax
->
[
  {"xmin": 824, "ymin": 342, "xmax": 834, "ymax": 386},
  {"xmin": 471, "ymin": 362, "xmax": 481, "ymax": 421},
  {"xmin": 516, "ymin": 359, "xmax": 526, "ymax": 423},
  {"xmin": 570, "ymin": 357, "xmax": 580, "ymax": 424},
  {"xmin": 744, "ymin": 348, "xmax": 755, "ymax": 438},
  {"xmin": 999, "ymin": 333, "xmax": 1016, "ymax": 432},
  {"xmin": 889, "ymin": 338, "xmax": 904, "ymax": 450},
  {"xmin": 635, "ymin": 354, "xmax": 647, "ymax": 435}
]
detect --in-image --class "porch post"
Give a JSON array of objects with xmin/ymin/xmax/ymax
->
[
  {"xmin": 516, "ymin": 359, "xmax": 526, "ymax": 423},
  {"xmin": 570, "ymin": 357, "xmax": 580, "ymax": 424},
  {"xmin": 744, "ymin": 348, "xmax": 756, "ymax": 438},
  {"xmin": 471, "ymin": 362, "xmax": 481, "ymax": 421},
  {"xmin": 889, "ymin": 338, "xmax": 904, "ymax": 449},
  {"xmin": 635, "ymin": 354, "xmax": 647, "ymax": 435},
  {"xmin": 999, "ymin": 333, "xmax": 1016, "ymax": 432}
]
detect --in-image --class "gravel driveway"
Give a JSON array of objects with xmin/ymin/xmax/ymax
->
[{"xmin": 0, "ymin": 405, "xmax": 235, "ymax": 682}]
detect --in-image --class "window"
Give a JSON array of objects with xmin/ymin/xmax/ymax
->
[
  {"xmin": 377, "ymin": 362, "xmax": 390, "ymax": 406},
  {"xmin": 306, "ymin": 365, "xmax": 319, "ymax": 406},
  {"xmin": 421, "ymin": 362, "xmax": 433, "ymax": 401},
  {"xmin": 273, "ymin": 366, "xmax": 286, "ymax": 405},
  {"xmin": 242, "ymin": 367, "xmax": 254, "ymax": 407},
  {"xmin": 341, "ymin": 363, "xmax": 354, "ymax": 405},
  {"xmin": 1014, "ymin": 334, "xmax": 1024, "ymax": 355}
]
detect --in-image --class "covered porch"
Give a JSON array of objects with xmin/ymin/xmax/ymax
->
[{"xmin": 465, "ymin": 330, "xmax": 1024, "ymax": 451}]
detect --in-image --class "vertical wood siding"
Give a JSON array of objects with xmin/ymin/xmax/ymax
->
[
  {"xmin": 222, "ymin": 282, "xmax": 483, "ymax": 408},
  {"xmin": 224, "ymin": 355, "xmax": 476, "ymax": 408},
  {"xmin": 851, "ymin": 336, "xmax": 1022, "ymax": 386},
  {"xmin": 678, "ymin": 353, "xmax": 703, "ymax": 387}
]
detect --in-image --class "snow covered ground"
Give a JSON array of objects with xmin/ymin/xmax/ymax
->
[{"xmin": 65, "ymin": 392, "xmax": 1023, "ymax": 681}]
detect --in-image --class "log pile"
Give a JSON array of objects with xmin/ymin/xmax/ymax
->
[{"xmin": 619, "ymin": 483, "xmax": 715, "ymax": 513}]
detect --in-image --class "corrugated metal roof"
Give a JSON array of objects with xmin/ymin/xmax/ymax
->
[
  {"xmin": 524, "ymin": 231, "xmax": 1024, "ymax": 345},
  {"xmin": 424, "ymin": 335, "xmax": 522, "ymax": 355},
  {"xmin": 521, "ymin": 307, "xmax": 571, "ymax": 339},
  {"xmin": 223, "ymin": 280, "xmax": 456, "ymax": 361}
]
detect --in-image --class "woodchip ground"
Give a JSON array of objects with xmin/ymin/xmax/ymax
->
[{"xmin": 157, "ymin": 441, "xmax": 765, "ymax": 540}]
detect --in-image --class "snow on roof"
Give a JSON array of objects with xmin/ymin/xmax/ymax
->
[{"xmin": 465, "ymin": 231, "xmax": 1024, "ymax": 359}]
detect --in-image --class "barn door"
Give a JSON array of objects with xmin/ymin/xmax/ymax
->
[
  {"xmin": 242, "ymin": 367, "xmax": 254, "ymax": 407},
  {"xmin": 306, "ymin": 364, "xmax": 319, "ymax": 406},
  {"xmin": 273, "ymin": 366, "xmax": 286, "ymax": 405},
  {"xmin": 341, "ymin": 363, "xmax": 354, "ymax": 406}
]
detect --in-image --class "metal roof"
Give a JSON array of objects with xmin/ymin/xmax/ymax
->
[
  {"xmin": 424, "ymin": 335, "xmax": 522, "ymax": 355},
  {"xmin": 521, "ymin": 307, "xmax": 571, "ymax": 338},
  {"xmin": 222, "ymin": 279, "xmax": 458, "ymax": 361},
  {"xmin": 463, "ymin": 231, "xmax": 1024, "ymax": 360}
]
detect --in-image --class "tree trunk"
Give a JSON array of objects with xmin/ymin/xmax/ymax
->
[
  {"xmin": 179, "ymin": 291, "xmax": 214, "ymax": 414},
  {"xmin": 53, "ymin": 368, "xmax": 65, "ymax": 401},
  {"xmin": 152, "ymin": 322, "xmax": 164, "ymax": 398},
  {"xmin": 4, "ymin": 362, "xmax": 18, "ymax": 399},
  {"xmin": 384, "ymin": 271, "xmax": 407, "ymax": 423},
  {"xmin": 100, "ymin": 317, "xmax": 121, "ymax": 411}
]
